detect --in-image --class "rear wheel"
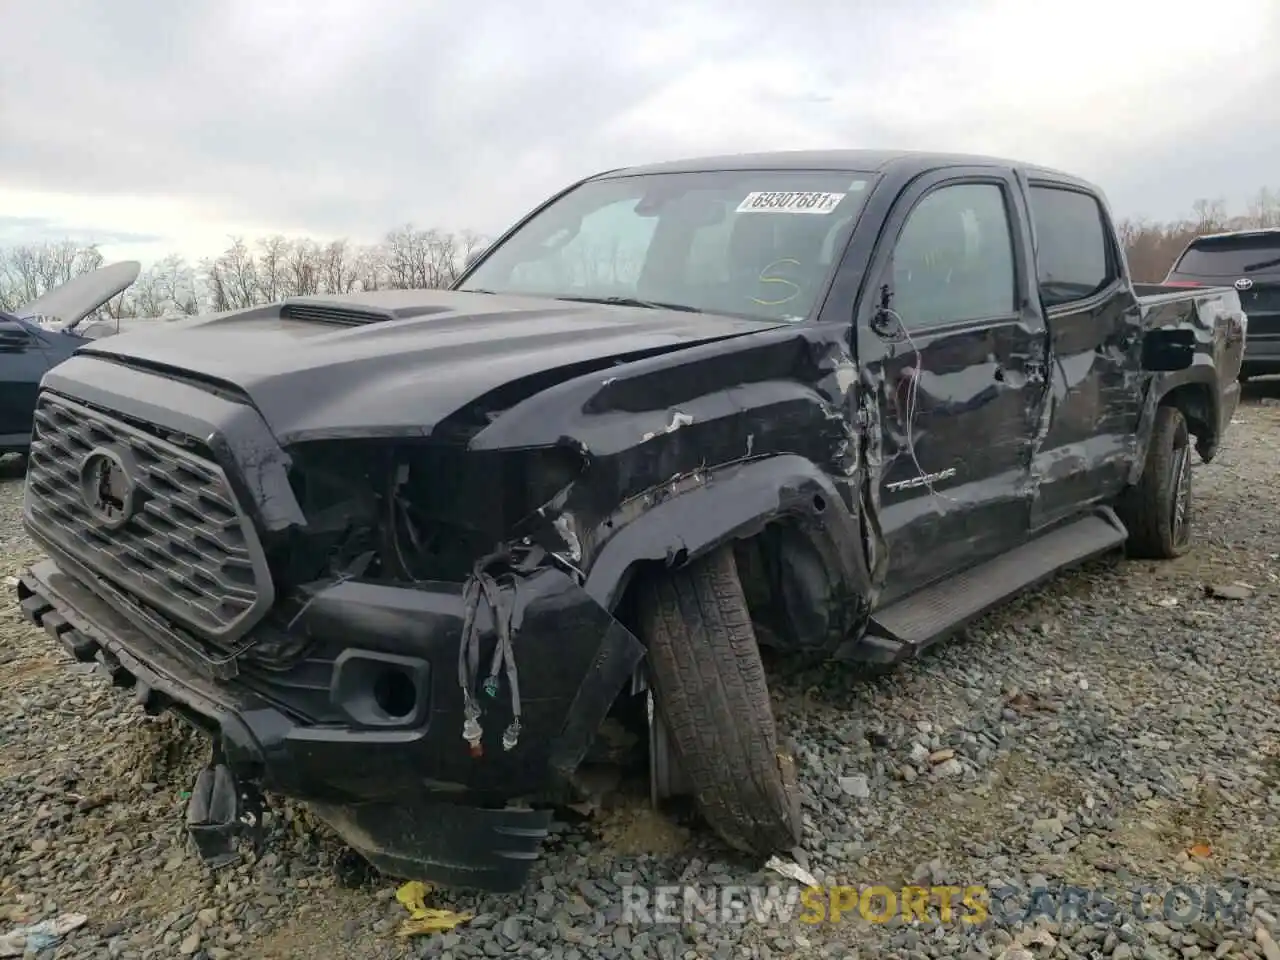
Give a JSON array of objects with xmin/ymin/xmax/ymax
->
[
  {"xmin": 637, "ymin": 544, "xmax": 802, "ymax": 856},
  {"xmin": 1116, "ymin": 405, "xmax": 1193, "ymax": 559}
]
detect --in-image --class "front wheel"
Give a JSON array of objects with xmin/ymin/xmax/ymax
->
[
  {"xmin": 1116, "ymin": 405, "xmax": 1193, "ymax": 559},
  {"xmin": 637, "ymin": 544, "xmax": 802, "ymax": 856}
]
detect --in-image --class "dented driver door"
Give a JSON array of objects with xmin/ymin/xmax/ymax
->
[{"xmin": 855, "ymin": 168, "xmax": 1049, "ymax": 604}]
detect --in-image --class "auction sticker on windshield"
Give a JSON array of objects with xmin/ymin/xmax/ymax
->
[{"xmin": 736, "ymin": 191, "xmax": 845, "ymax": 214}]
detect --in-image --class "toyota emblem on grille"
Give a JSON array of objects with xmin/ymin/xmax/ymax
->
[
  {"xmin": 1235, "ymin": 277, "xmax": 1253, "ymax": 291},
  {"xmin": 78, "ymin": 447, "xmax": 138, "ymax": 530}
]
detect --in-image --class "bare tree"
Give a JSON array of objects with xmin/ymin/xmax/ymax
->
[
  {"xmin": 0, "ymin": 241, "xmax": 104, "ymax": 311},
  {"xmin": 1246, "ymin": 187, "xmax": 1280, "ymax": 229},
  {"xmin": 1109, "ymin": 188, "xmax": 1280, "ymax": 281},
  {"xmin": 1190, "ymin": 198, "xmax": 1230, "ymax": 234},
  {"xmin": 354, "ymin": 244, "xmax": 386, "ymax": 293},
  {"xmin": 458, "ymin": 229, "xmax": 486, "ymax": 271},
  {"xmin": 130, "ymin": 255, "xmax": 201, "ymax": 318},
  {"xmin": 255, "ymin": 236, "xmax": 291, "ymax": 303},
  {"xmin": 381, "ymin": 225, "xmax": 473, "ymax": 290},
  {"xmin": 203, "ymin": 237, "xmax": 261, "ymax": 311},
  {"xmin": 286, "ymin": 239, "xmax": 321, "ymax": 297}
]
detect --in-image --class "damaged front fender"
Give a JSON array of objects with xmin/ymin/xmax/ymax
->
[
  {"xmin": 457, "ymin": 324, "xmax": 876, "ymax": 655},
  {"xmin": 582, "ymin": 454, "xmax": 874, "ymax": 654}
]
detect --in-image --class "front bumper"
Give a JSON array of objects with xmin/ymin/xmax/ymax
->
[{"xmin": 17, "ymin": 554, "xmax": 645, "ymax": 891}]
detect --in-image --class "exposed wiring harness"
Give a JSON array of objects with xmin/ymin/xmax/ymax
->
[
  {"xmin": 457, "ymin": 542, "xmax": 547, "ymax": 757},
  {"xmin": 881, "ymin": 305, "xmax": 960, "ymax": 506}
]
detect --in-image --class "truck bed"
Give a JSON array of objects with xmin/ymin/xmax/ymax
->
[{"xmin": 1132, "ymin": 281, "xmax": 1235, "ymax": 303}]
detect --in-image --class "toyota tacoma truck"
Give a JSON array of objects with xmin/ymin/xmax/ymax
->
[{"xmin": 16, "ymin": 150, "xmax": 1245, "ymax": 892}]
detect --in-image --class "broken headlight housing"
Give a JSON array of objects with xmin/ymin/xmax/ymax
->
[{"xmin": 280, "ymin": 440, "xmax": 588, "ymax": 585}]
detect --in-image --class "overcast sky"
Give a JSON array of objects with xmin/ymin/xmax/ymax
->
[{"xmin": 2, "ymin": 0, "xmax": 1277, "ymax": 265}]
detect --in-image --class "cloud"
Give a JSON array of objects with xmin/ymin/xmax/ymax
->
[
  {"xmin": 1, "ymin": 0, "xmax": 1276, "ymax": 262},
  {"xmin": 0, "ymin": 215, "xmax": 162, "ymax": 248}
]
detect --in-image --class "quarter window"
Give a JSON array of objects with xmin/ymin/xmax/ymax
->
[
  {"xmin": 1028, "ymin": 186, "xmax": 1114, "ymax": 307},
  {"xmin": 891, "ymin": 183, "xmax": 1016, "ymax": 328}
]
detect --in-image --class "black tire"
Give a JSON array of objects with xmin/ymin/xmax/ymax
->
[
  {"xmin": 1116, "ymin": 404, "xmax": 1194, "ymax": 559},
  {"xmin": 637, "ymin": 544, "xmax": 802, "ymax": 856}
]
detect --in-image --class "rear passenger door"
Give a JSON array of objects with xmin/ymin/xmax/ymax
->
[
  {"xmin": 1023, "ymin": 181, "xmax": 1144, "ymax": 531},
  {"xmin": 857, "ymin": 169, "xmax": 1048, "ymax": 602}
]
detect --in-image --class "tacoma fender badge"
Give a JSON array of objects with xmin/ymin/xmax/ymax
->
[{"xmin": 885, "ymin": 466, "xmax": 957, "ymax": 493}]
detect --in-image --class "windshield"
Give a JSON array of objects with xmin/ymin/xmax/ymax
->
[{"xmin": 458, "ymin": 169, "xmax": 873, "ymax": 322}]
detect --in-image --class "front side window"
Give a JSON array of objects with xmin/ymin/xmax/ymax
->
[
  {"xmin": 1028, "ymin": 185, "xmax": 1114, "ymax": 307},
  {"xmin": 890, "ymin": 183, "xmax": 1017, "ymax": 328},
  {"xmin": 459, "ymin": 171, "xmax": 873, "ymax": 323}
]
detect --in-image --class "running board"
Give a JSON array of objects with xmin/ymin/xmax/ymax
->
[{"xmin": 845, "ymin": 508, "xmax": 1128, "ymax": 662}]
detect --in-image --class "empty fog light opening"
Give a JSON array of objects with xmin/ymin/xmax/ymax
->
[
  {"xmin": 330, "ymin": 650, "xmax": 430, "ymax": 728},
  {"xmin": 373, "ymin": 668, "xmax": 417, "ymax": 720}
]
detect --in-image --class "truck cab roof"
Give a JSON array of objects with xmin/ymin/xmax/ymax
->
[{"xmin": 599, "ymin": 148, "xmax": 1095, "ymax": 191}]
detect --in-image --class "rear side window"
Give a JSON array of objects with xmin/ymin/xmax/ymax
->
[
  {"xmin": 1171, "ymin": 234, "xmax": 1280, "ymax": 279},
  {"xmin": 1028, "ymin": 186, "xmax": 1115, "ymax": 308}
]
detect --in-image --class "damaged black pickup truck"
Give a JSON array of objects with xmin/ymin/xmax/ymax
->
[{"xmin": 17, "ymin": 150, "xmax": 1245, "ymax": 891}]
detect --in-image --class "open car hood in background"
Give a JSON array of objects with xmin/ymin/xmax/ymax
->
[{"xmin": 17, "ymin": 261, "xmax": 142, "ymax": 329}]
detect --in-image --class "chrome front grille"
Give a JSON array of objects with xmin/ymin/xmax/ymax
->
[{"xmin": 24, "ymin": 392, "xmax": 273, "ymax": 643}]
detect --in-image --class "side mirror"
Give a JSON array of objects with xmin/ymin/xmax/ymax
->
[
  {"xmin": 869, "ymin": 306, "xmax": 907, "ymax": 341},
  {"xmin": 867, "ymin": 283, "xmax": 908, "ymax": 341},
  {"xmin": 1141, "ymin": 328, "xmax": 1195, "ymax": 372}
]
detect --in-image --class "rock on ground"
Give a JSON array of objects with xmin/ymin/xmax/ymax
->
[{"xmin": 1, "ymin": 383, "xmax": 1279, "ymax": 959}]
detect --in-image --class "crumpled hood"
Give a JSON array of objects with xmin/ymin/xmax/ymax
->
[{"xmin": 79, "ymin": 289, "xmax": 782, "ymax": 443}]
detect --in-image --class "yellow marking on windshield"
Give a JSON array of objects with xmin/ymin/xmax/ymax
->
[{"xmin": 751, "ymin": 258, "xmax": 803, "ymax": 306}]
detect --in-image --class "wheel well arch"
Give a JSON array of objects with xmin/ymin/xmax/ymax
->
[
  {"xmin": 607, "ymin": 508, "xmax": 869, "ymax": 658},
  {"xmin": 1157, "ymin": 380, "xmax": 1216, "ymax": 461}
]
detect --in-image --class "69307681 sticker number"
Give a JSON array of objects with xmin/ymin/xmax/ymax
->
[{"xmin": 736, "ymin": 191, "xmax": 846, "ymax": 214}]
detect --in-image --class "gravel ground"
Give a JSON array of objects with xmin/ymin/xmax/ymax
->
[{"xmin": 1, "ymin": 382, "xmax": 1278, "ymax": 960}]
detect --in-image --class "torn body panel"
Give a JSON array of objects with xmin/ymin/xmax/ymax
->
[
  {"xmin": 855, "ymin": 312, "xmax": 1050, "ymax": 605},
  {"xmin": 474, "ymin": 323, "xmax": 876, "ymax": 655},
  {"xmin": 1026, "ymin": 292, "xmax": 1143, "ymax": 531}
]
